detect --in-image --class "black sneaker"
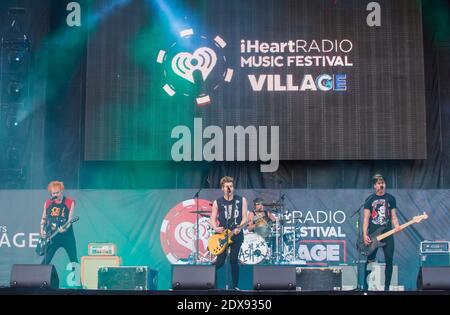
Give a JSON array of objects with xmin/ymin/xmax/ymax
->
[{"xmin": 233, "ymin": 287, "xmax": 241, "ymax": 291}]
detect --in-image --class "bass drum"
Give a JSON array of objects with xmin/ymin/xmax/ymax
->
[{"xmin": 238, "ymin": 232, "xmax": 269, "ymax": 265}]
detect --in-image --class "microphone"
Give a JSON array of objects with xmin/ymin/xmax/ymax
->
[
  {"xmin": 51, "ymin": 196, "xmax": 57, "ymax": 201},
  {"xmin": 227, "ymin": 187, "xmax": 231, "ymax": 194}
]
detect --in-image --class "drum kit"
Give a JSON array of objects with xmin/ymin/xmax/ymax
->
[
  {"xmin": 238, "ymin": 202, "xmax": 304, "ymax": 265},
  {"xmin": 188, "ymin": 201, "xmax": 303, "ymax": 265}
]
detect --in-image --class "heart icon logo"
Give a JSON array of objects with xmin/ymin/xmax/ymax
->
[{"xmin": 171, "ymin": 47, "xmax": 217, "ymax": 84}]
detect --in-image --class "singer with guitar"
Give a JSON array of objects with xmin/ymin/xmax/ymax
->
[
  {"xmin": 39, "ymin": 181, "xmax": 78, "ymax": 265},
  {"xmin": 210, "ymin": 176, "xmax": 248, "ymax": 290},
  {"xmin": 362, "ymin": 174, "xmax": 402, "ymax": 291}
]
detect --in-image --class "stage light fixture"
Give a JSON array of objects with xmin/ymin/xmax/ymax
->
[
  {"xmin": 7, "ymin": 81, "xmax": 23, "ymax": 100},
  {"xmin": 5, "ymin": 114, "xmax": 18, "ymax": 129},
  {"xmin": 7, "ymin": 51, "xmax": 24, "ymax": 69}
]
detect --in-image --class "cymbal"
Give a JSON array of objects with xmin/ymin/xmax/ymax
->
[
  {"xmin": 262, "ymin": 202, "xmax": 285, "ymax": 207},
  {"xmin": 190, "ymin": 210, "xmax": 211, "ymax": 214}
]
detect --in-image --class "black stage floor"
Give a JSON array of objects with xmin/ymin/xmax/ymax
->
[{"xmin": 1, "ymin": 287, "xmax": 449, "ymax": 295}]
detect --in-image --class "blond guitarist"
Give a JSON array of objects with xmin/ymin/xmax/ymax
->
[{"xmin": 210, "ymin": 176, "xmax": 248, "ymax": 290}]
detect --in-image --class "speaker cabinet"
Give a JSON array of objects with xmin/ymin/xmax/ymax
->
[
  {"xmin": 10, "ymin": 264, "xmax": 59, "ymax": 289},
  {"xmin": 417, "ymin": 266, "xmax": 450, "ymax": 290},
  {"xmin": 172, "ymin": 265, "xmax": 216, "ymax": 289},
  {"xmin": 253, "ymin": 266, "xmax": 296, "ymax": 290}
]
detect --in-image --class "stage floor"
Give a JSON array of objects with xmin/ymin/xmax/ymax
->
[{"xmin": 1, "ymin": 287, "xmax": 449, "ymax": 295}]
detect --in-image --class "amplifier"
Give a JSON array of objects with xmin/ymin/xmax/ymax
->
[
  {"xmin": 88, "ymin": 243, "xmax": 117, "ymax": 256},
  {"xmin": 81, "ymin": 256, "xmax": 121, "ymax": 289},
  {"xmin": 296, "ymin": 267, "xmax": 342, "ymax": 291},
  {"xmin": 420, "ymin": 241, "xmax": 450, "ymax": 254},
  {"xmin": 98, "ymin": 266, "xmax": 158, "ymax": 290}
]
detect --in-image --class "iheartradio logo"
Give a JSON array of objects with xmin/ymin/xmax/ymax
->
[
  {"xmin": 160, "ymin": 198, "xmax": 216, "ymax": 264},
  {"xmin": 171, "ymin": 47, "xmax": 217, "ymax": 84},
  {"xmin": 156, "ymin": 28, "xmax": 233, "ymax": 106}
]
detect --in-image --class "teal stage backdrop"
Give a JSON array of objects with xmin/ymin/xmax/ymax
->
[{"xmin": 1, "ymin": 189, "xmax": 449, "ymax": 290}]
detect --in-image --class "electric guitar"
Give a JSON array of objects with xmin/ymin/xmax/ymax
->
[
  {"xmin": 35, "ymin": 216, "xmax": 79, "ymax": 256},
  {"xmin": 208, "ymin": 213, "xmax": 265, "ymax": 256},
  {"xmin": 357, "ymin": 212, "xmax": 428, "ymax": 256}
]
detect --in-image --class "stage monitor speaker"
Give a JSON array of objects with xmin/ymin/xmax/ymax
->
[
  {"xmin": 417, "ymin": 266, "xmax": 450, "ymax": 290},
  {"xmin": 172, "ymin": 265, "xmax": 216, "ymax": 289},
  {"xmin": 253, "ymin": 266, "xmax": 296, "ymax": 290},
  {"xmin": 10, "ymin": 264, "xmax": 59, "ymax": 289}
]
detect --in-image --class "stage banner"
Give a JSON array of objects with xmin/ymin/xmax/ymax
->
[{"xmin": 1, "ymin": 189, "xmax": 449, "ymax": 290}]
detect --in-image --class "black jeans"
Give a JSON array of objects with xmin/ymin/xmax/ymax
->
[
  {"xmin": 363, "ymin": 234, "xmax": 394, "ymax": 291},
  {"xmin": 215, "ymin": 232, "xmax": 244, "ymax": 288},
  {"xmin": 41, "ymin": 227, "xmax": 78, "ymax": 265}
]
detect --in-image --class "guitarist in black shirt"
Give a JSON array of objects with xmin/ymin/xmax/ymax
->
[
  {"xmin": 362, "ymin": 174, "xmax": 402, "ymax": 291},
  {"xmin": 210, "ymin": 176, "xmax": 248, "ymax": 290},
  {"xmin": 39, "ymin": 181, "xmax": 79, "ymax": 265}
]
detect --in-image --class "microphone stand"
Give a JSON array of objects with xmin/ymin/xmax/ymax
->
[
  {"xmin": 350, "ymin": 203, "xmax": 365, "ymax": 291},
  {"xmin": 225, "ymin": 189, "xmax": 231, "ymax": 290},
  {"xmin": 193, "ymin": 188, "xmax": 202, "ymax": 264},
  {"xmin": 192, "ymin": 177, "xmax": 209, "ymax": 264},
  {"xmin": 275, "ymin": 175, "xmax": 283, "ymax": 264},
  {"xmin": 43, "ymin": 220, "xmax": 49, "ymax": 264}
]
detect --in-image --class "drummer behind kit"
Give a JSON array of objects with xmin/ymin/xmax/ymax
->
[
  {"xmin": 240, "ymin": 200, "xmax": 278, "ymax": 264},
  {"xmin": 240, "ymin": 202, "xmax": 306, "ymax": 265},
  {"xmin": 248, "ymin": 199, "xmax": 277, "ymax": 238}
]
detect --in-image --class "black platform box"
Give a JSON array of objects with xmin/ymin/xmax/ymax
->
[
  {"xmin": 296, "ymin": 267, "xmax": 342, "ymax": 291},
  {"xmin": 97, "ymin": 266, "xmax": 158, "ymax": 290}
]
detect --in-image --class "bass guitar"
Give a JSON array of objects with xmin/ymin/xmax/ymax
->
[
  {"xmin": 357, "ymin": 212, "xmax": 428, "ymax": 256},
  {"xmin": 208, "ymin": 213, "xmax": 265, "ymax": 256},
  {"xmin": 35, "ymin": 216, "xmax": 79, "ymax": 256}
]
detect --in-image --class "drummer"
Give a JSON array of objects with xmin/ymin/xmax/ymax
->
[{"xmin": 247, "ymin": 198, "xmax": 277, "ymax": 237}]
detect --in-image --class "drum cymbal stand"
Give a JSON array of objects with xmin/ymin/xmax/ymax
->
[
  {"xmin": 274, "ymin": 205, "xmax": 288, "ymax": 264},
  {"xmin": 274, "ymin": 212, "xmax": 281, "ymax": 264},
  {"xmin": 282, "ymin": 209, "xmax": 295, "ymax": 263},
  {"xmin": 284, "ymin": 195, "xmax": 298, "ymax": 263},
  {"xmin": 281, "ymin": 193, "xmax": 302, "ymax": 264}
]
